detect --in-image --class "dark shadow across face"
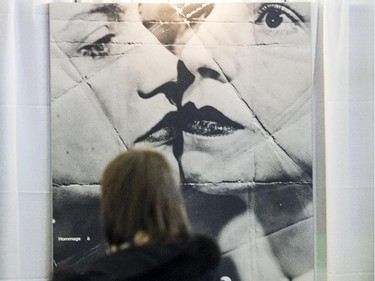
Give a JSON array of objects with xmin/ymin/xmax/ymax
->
[{"xmin": 137, "ymin": 5, "xmax": 314, "ymax": 279}]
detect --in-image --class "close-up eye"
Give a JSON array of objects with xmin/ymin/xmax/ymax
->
[
  {"xmin": 255, "ymin": 4, "xmax": 304, "ymax": 29},
  {"xmin": 79, "ymin": 33, "xmax": 115, "ymax": 58}
]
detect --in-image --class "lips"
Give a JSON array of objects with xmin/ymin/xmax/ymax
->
[
  {"xmin": 186, "ymin": 120, "xmax": 239, "ymax": 136},
  {"xmin": 181, "ymin": 102, "xmax": 244, "ymax": 136},
  {"xmin": 135, "ymin": 102, "xmax": 244, "ymax": 145},
  {"xmin": 135, "ymin": 111, "xmax": 177, "ymax": 145}
]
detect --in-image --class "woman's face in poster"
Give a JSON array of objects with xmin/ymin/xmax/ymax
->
[
  {"xmin": 51, "ymin": 3, "xmax": 182, "ymax": 169},
  {"xmin": 179, "ymin": 3, "xmax": 312, "ymax": 190},
  {"xmin": 52, "ymin": 3, "xmax": 312, "ymax": 193}
]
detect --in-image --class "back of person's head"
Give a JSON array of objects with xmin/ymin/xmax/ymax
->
[{"xmin": 100, "ymin": 148, "xmax": 191, "ymax": 247}]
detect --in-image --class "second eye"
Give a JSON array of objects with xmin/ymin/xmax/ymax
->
[{"xmin": 255, "ymin": 4, "xmax": 303, "ymax": 29}]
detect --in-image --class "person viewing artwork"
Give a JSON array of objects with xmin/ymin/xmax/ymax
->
[
  {"xmin": 52, "ymin": 148, "xmax": 221, "ymax": 281},
  {"xmin": 50, "ymin": 2, "xmax": 313, "ymax": 281}
]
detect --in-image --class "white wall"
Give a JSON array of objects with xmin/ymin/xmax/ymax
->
[
  {"xmin": 324, "ymin": 1, "xmax": 374, "ymax": 280},
  {"xmin": 0, "ymin": 1, "xmax": 51, "ymax": 280}
]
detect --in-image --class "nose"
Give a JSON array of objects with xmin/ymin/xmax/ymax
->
[
  {"xmin": 179, "ymin": 35, "xmax": 229, "ymax": 83},
  {"xmin": 130, "ymin": 45, "xmax": 181, "ymax": 98},
  {"xmin": 138, "ymin": 60, "xmax": 195, "ymax": 108},
  {"xmin": 180, "ymin": 28, "xmax": 240, "ymax": 83}
]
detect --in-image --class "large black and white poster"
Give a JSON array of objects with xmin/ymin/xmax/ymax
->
[{"xmin": 50, "ymin": 3, "xmax": 313, "ymax": 280}]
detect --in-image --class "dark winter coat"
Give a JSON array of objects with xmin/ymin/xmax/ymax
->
[{"xmin": 53, "ymin": 236, "xmax": 221, "ymax": 281}]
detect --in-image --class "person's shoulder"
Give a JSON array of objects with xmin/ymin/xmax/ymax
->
[
  {"xmin": 129, "ymin": 235, "xmax": 221, "ymax": 281},
  {"xmin": 185, "ymin": 235, "xmax": 221, "ymax": 269}
]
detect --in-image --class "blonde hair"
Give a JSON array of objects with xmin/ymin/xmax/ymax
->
[{"xmin": 101, "ymin": 148, "xmax": 191, "ymax": 246}]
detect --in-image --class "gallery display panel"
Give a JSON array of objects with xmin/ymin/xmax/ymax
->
[{"xmin": 50, "ymin": 3, "xmax": 314, "ymax": 280}]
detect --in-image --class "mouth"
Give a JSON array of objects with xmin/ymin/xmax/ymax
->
[
  {"xmin": 181, "ymin": 102, "xmax": 244, "ymax": 137},
  {"xmin": 134, "ymin": 112, "xmax": 177, "ymax": 145},
  {"xmin": 135, "ymin": 102, "xmax": 244, "ymax": 145}
]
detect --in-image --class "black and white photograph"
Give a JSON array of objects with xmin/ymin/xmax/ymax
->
[{"xmin": 50, "ymin": 3, "xmax": 314, "ymax": 280}]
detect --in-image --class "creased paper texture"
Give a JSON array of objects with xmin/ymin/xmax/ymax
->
[{"xmin": 50, "ymin": 3, "xmax": 313, "ymax": 281}]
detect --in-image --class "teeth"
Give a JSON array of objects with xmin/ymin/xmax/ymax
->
[
  {"xmin": 185, "ymin": 120, "xmax": 238, "ymax": 136},
  {"xmin": 144, "ymin": 127, "xmax": 175, "ymax": 143}
]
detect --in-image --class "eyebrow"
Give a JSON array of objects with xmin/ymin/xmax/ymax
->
[{"xmin": 87, "ymin": 4, "xmax": 125, "ymax": 21}]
